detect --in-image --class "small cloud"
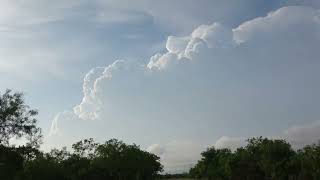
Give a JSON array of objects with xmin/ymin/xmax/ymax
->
[
  {"xmin": 147, "ymin": 144, "xmax": 166, "ymax": 156},
  {"xmin": 152, "ymin": 140, "xmax": 203, "ymax": 173},
  {"xmin": 284, "ymin": 121, "xmax": 320, "ymax": 149},
  {"xmin": 95, "ymin": 9, "xmax": 153, "ymax": 25},
  {"xmin": 214, "ymin": 136, "xmax": 247, "ymax": 151}
]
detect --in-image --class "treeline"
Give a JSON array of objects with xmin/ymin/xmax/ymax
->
[
  {"xmin": 189, "ymin": 137, "xmax": 320, "ymax": 180},
  {"xmin": 2, "ymin": 90, "xmax": 320, "ymax": 180},
  {"xmin": 0, "ymin": 138, "xmax": 162, "ymax": 180},
  {"xmin": 0, "ymin": 90, "xmax": 162, "ymax": 180}
]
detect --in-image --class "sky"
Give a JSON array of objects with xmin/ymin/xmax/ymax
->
[{"xmin": 1, "ymin": 0, "xmax": 320, "ymax": 173}]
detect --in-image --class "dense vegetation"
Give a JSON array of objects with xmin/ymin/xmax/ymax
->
[
  {"xmin": 189, "ymin": 137, "xmax": 320, "ymax": 180},
  {"xmin": 0, "ymin": 90, "xmax": 162, "ymax": 180},
  {"xmin": 0, "ymin": 139, "xmax": 163, "ymax": 180},
  {"xmin": 1, "ymin": 89, "xmax": 320, "ymax": 180},
  {"xmin": 0, "ymin": 138, "xmax": 163, "ymax": 180}
]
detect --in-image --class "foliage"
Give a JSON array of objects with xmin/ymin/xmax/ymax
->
[
  {"xmin": 190, "ymin": 137, "xmax": 320, "ymax": 180},
  {"xmin": 17, "ymin": 139, "xmax": 162, "ymax": 180},
  {"xmin": 2, "ymin": 89, "xmax": 320, "ymax": 180},
  {"xmin": 0, "ymin": 138, "xmax": 163, "ymax": 180},
  {"xmin": 0, "ymin": 89, "xmax": 41, "ymax": 147}
]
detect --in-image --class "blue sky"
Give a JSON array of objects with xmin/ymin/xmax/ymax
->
[{"xmin": 1, "ymin": 0, "xmax": 320, "ymax": 173}]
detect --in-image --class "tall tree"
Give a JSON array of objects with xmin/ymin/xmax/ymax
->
[
  {"xmin": 0, "ymin": 89, "xmax": 41, "ymax": 147},
  {"xmin": 248, "ymin": 138, "xmax": 295, "ymax": 179},
  {"xmin": 298, "ymin": 143, "xmax": 320, "ymax": 179}
]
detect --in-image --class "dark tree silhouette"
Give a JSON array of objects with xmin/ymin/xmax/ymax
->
[
  {"xmin": 0, "ymin": 90, "xmax": 163, "ymax": 180},
  {"xmin": 0, "ymin": 89, "xmax": 41, "ymax": 147},
  {"xmin": 2, "ymin": 89, "xmax": 320, "ymax": 180},
  {"xmin": 16, "ymin": 138, "xmax": 163, "ymax": 180}
]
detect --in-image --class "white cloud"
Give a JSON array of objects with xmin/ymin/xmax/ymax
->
[
  {"xmin": 233, "ymin": 6, "xmax": 320, "ymax": 43},
  {"xmin": 147, "ymin": 144, "xmax": 166, "ymax": 156},
  {"xmin": 146, "ymin": 119, "xmax": 320, "ymax": 173},
  {"xmin": 147, "ymin": 141, "xmax": 203, "ymax": 173},
  {"xmin": 166, "ymin": 36, "xmax": 190, "ymax": 54},
  {"xmin": 119, "ymin": 0, "xmax": 320, "ymax": 33},
  {"xmin": 44, "ymin": 111, "xmax": 83, "ymax": 151},
  {"xmin": 214, "ymin": 120, "xmax": 320, "ymax": 152},
  {"xmin": 284, "ymin": 121, "xmax": 320, "ymax": 148},
  {"xmin": 147, "ymin": 22, "xmax": 234, "ymax": 70},
  {"xmin": 72, "ymin": 21, "xmax": 239, "ymax": 120},
  {"xmin": 1, "ymin": 1, "xmax": 319, "ymax": 32},
  {"xmin": 2, "ymin": 2, "xmax": 319, "ymax": 80},
  {"xmin": 0, "ymin": 0, "xmax": 75, "ymax": 27},
  {"xmin": 73, "ymin": 60, "xmax": 146, "ymax": 120},
  {"xmin": 48, "ymin": 5, "xmax": 320, "ymax": 172},
  {"xmin": 192, "ymin": 23, "xmax": 234, "ymax": 48},
  {"xmin": 95, "ymin": 9, "xmax": 152, "ymax": 24},
  {"xmin": 214, "ymin": 136, "xmax": 247, "ymax": 151}
]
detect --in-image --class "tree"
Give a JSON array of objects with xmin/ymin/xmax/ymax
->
[
  {"xmin": 298, "ymin": 143, "xmax": 320, "ymax": 179},
  {"xmin": 0, "ymin": 89, "xmax": 41, "ymax": 147},
  {"xmin": 17, "ymin": 154, "xmax": 67, "ymax": 180},
  {"xmin": 243, "ymin": 137, "xmax": 295, "ymax": 180},
  {"xmin": 72, "ymin": 138, "xmax": 97, "ymax": 158},
  {"xmin": 45, "ymin": 138, "xmax": 163, "ymax": 180},
  {"xmin": 92, "ymin": 139, "xmax": 163, "ymax": 180},
  {"xmin": 229, "ymin": 147, "xmax": 264, "ymax": 180},
  {"xmin": 190, "ymin": 137, "xmax": 300, "ymax": 180},
  {"xmin": 189, "ymin": 147, "xmax": 232, "ymax": 180}
]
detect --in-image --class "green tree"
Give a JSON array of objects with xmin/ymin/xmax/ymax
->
[
  {"xmin": 72, "ymin": 138, "xmax": 97, "ymax": 158},
  {"xmin": 246, "ymin": 137, "xmax": 295, "ymax": 180},
  {"xmin": 18, "ymin": 154, "xmax": 67, "ymax": 180},
  {"xmin": 92, "ymin": 139, "xmax": 163, "ymax": 180},
  {"xmin": 229, "ymin": 147, "xmax": 264, "ymax": 180},
  {"xmin": 298, "ymin": 143, "xmax": 320, "ymax": 179},
  {"xmin": 190, "ymin": 137, "xmax": 300, "ymax": 180},
  {"xmin": 189, "ymin": 147, "xmax": 232, "ymax": 180}
]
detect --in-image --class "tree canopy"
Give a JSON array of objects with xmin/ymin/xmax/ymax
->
[
  {"xmin": 0, "ymin": 138, "xmax": 163, "ymax": 180},
  {"xmin": 0, "ymin": 89, "xmax": 41, "ymax": 147},
  {"xmin": 189, "ymin": 137, "xmax": 320, "ymax": 180}
]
